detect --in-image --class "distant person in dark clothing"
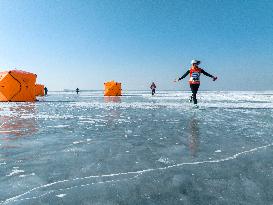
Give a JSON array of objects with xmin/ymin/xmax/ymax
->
[
  {"xmin": 44, "ymin": 87, "xmax": 48, "ymax": 96},
  {"xmin": 150, "ymin": 82, "xmax": 156, "ymax": 96},
  {"xmin": 76, "ymin": 88, "xmax": 80, "ymax": 94},
  {"xmin": 174, "ymin": 60, "xmax": 217, "ymax": 105}
]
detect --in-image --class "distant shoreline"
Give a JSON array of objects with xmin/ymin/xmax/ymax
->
[{"xmin": 48, "ymin": 90, "xmax": 273, "ymax": 92}]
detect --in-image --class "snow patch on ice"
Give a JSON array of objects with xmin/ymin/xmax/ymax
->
[
  {"xmin": 19, "ymin": 173, "xmax": 35, "ymax": 178},
  {"xmin": 72, "ymin": 140, "xmax": 85, "ymax": 144},
  {"xmin": 56, "ymin": 194, "xmax": 66, "ymax": 198},
  {"xmin": 47, "ymin": 125, "xmax": 69, "ymax": 128},
  {"xmin": 6, "ymin": 167, "xmax": 25, "ymax": 176},
  {"xmin": 158, "ymin": 157, "xmax": 172, "ymax": 164}
]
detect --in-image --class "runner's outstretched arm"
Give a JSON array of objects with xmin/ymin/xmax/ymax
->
[
  {"xmin": 201, "ymin": 69, "xmax": 217, "ymax": 81},
  {"xmin": 178, "ymin": 70, "xmax": 190, "ymax": 81}
]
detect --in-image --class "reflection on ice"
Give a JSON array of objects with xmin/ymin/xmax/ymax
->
[
  {"xmin": 104, "ymin": 96, "xmax": 121, "ymax": 103},
  {"xmin": 0, "ymin": 104, "xmax": 38, "ymax": 139},
  {"xmin": 188, "ymin": 117, "xmax": 199, "ymax": 157}
]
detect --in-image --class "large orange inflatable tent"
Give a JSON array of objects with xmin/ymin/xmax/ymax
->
[
  {"xmin": 104, "ymin": 81, "xmax": 122, "ymax": 96},
  {"xmin": 0, "ymin": 70, "xmax": 37, "ymax": 102},
  {"xmin": 35, "ymin": 84, "xmax": 45, "ymax": 96}
]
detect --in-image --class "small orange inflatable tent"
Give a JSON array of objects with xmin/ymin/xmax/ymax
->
[
  {"xmin": 0, "ymin": 70, "xmax": 37, "ymax": 102},
  {"xmin": 35, "ymin": 84, "xmax": 45, "ymax": 96},
  {"xmin": 104, "ymin": 81, "xmax": 122, "ymax": 96}
]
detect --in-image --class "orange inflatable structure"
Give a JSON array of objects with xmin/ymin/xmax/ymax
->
[
  {"xmin": 104, "ymin": 81, "xmax": 122, "ymax": 96},
  {"xmin": 35, "ymin": 84, "xmax": 45, "ymax": 96},
  {"xmin": 0, "ymin": 70, "xmax": 37, "ymax": 102}
]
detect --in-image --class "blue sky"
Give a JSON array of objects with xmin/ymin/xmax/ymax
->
[{"xmin": 0, "ymin": 0, "xmax": 272, "ymax": 91}]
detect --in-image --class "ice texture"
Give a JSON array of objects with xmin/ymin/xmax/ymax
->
[{"xmin": 0, "ymin": 91, "xmax": 273, "ymax": 204}]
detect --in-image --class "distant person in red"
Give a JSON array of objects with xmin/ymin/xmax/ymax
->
[
  {"xmin": 174, "ymin": 60, "xmax": 217, "ymax": 105},
  {"xmin": 150, "ymin": 82, "xmax": 157, "ymax": 96}
]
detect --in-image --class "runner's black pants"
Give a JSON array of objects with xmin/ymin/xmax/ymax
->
[
  {"xmin": 152, "ymin": 89, "xmax": 155, "ymax": 95},
  {"xmin": 190, "ymin": 84, "xmax": 200, "ymax": 104}
]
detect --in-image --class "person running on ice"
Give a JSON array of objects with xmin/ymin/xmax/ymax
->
[
  {"xmin": 150, "ymin": 82, "xmax": 157, "ymax": 96},
  {"xmin": 174, "ymin": 60, "xmax": 217, "ymax": 105}
]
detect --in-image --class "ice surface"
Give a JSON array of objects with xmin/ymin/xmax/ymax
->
[{"xmin": 0, "ymin": 91, "xmax": 273, "ymax": 204}]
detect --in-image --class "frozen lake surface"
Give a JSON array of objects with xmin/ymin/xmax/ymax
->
[{"xmin": 0, "ymin": 91, "xmax": 273, "ymax": 205}]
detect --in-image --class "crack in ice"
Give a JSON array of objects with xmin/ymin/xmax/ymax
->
[
  {"xmin": 1, "ymin": 143, "xmax": 272, "ymax": 204},
  {"xmin": 3, "ymin": 175, "xmax": 141, "ymax": 203}
]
